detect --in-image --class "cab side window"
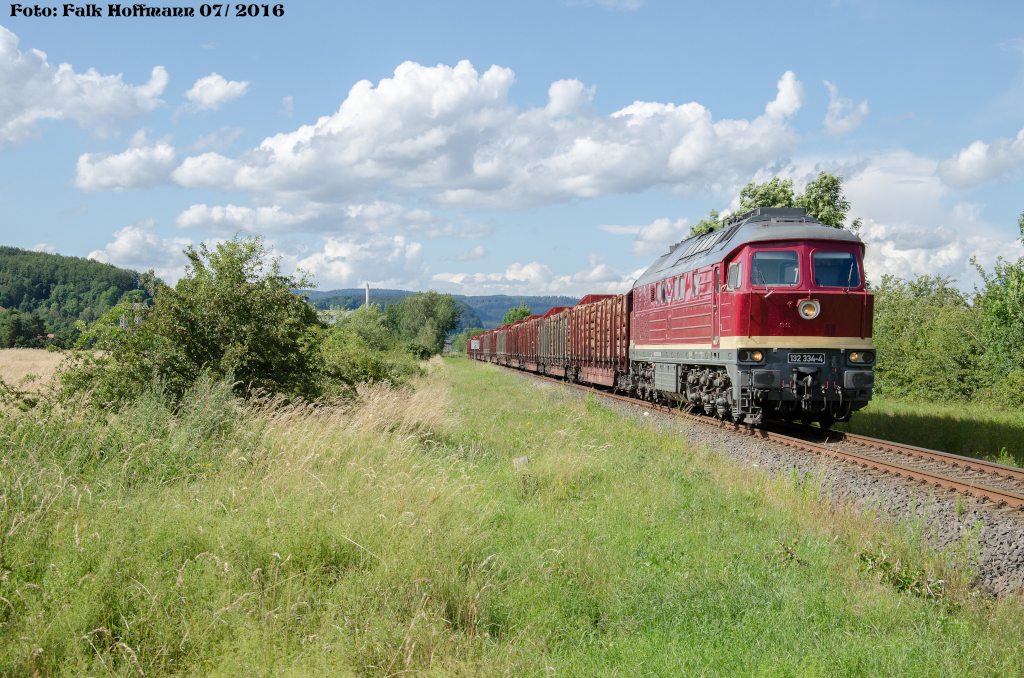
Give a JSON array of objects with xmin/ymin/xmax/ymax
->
[{"xmin": 727, "ymin": 262, "xmax": 742, "ymax": 290}]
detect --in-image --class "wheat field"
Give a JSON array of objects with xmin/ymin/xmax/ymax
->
[{"xmin": 0, "ymin": 347, "xmax": 64, "ymax": 390}]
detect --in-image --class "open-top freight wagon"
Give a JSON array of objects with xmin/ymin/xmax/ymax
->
[{"xmin": 467, "ymin": 207, "xmax": 875, "ymax": 427}]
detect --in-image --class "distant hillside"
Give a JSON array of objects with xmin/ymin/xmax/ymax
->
[
  {"xmin": 297, "ymin": 289, "xmax": 581, "ymax": 331},
  {"xmin": 0, "ymin": 247, "xmax": 148, "ymax": 348},
  {"xmin": 303, "ymin": 287, "xmax": 412, "ymax": 301},
  {"xmin": 458, "ymin": 295, "xmax": 579, "ymax": 328}
]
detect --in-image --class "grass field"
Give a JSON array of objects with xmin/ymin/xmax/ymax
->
[
  {"xmin": 0, "ymin": 347, "xmax": 64, "ymax": 392},
  {"xmin": 839, "ymin": 397, "xmax": 1024, "ymax": 467},
  {"xmin": 2, "ymin": 356, "xmax": 1024, "ymax": 675}
]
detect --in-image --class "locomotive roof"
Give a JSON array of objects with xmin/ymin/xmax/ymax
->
[{"xmin": 632, "ymin": 207, "xmax": 862, "ymax": 288}]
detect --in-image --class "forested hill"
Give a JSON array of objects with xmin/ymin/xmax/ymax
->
[
  {"xmin": 301, "ymin": 288, "xmax": 580, "ymax": 330},
  {"xmin": 0, "ymin": 247, "xmax": 148, "ymax": 347},
  {"xmin": 454, "ymin": 295, "xmax": 580, "ymax": 327}
]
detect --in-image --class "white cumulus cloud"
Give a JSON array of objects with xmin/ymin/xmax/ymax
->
[
  {"xmin": 841, "ymin": 151, "xmax": 1024, "ymax": 285},
  {"xmin": 170, "ymin": 61, "xmax": 805, "ymax": 211},
  {"xmin": 453, "ymin": 245, "xmax": 489, "ymax": 261},
  {"xmin": 183, "ymin": 72, "xmax": 249, "ymax": 112},
  {"xmin": 937, "ymin": 125, "xmax": 1024, "ymax": 189},
  {"xmin": 295, "ymin": 234, "xmax": 428, "ymax": 288},
  {"xmin": 0, "ymin": 25, "xmax": 167, "ymax": 146},
  {"xmin": 433, "ymin": 260, "xmax": 643, "ymax": 295},
  {"xmin": 599, "ymin": 217, "xmax": 693, "ymax": 257},
  {"xmin": 73, "ymin": 129, "xmax": 179, "ymax": 192},
  {"xmin": 175, "ymin": 203, "xmax": 321, "ymax": 234},
  {"xmin": 173, "ymin": 199, "xmax": 491, "ymax": 240},
  {"xmin": 627, "ymin": 217, "xmax": 692, "ymax": 257},
  {"xmin": 822, "ymin": 81, "xmax": 869, "ymax": 137},
  {"xmin": 87, "ymin": 219, "xmax": 192, "ymax": 281}
]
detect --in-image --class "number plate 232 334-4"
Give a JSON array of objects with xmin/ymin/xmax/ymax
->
[{"xmin": 788, "ymin": 353, "xmax": 825, "ymax": 364}]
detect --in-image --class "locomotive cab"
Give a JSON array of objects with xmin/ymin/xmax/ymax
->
[
  {"xmin": 626, "ymin": 207, "xmax": 875, "ymax": 427},
  {"xmin": 726, "ymin": 238, "xmax": 874, "ymax": 426}
]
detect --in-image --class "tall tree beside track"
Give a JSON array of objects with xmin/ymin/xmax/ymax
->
[
  {"xmin": 383, "ymin": 291, "xmax": 462, "ymax": 357},
  {"xmin": 450, "ymin": 326, "xmax": 486, "ymax": 353},
  {"xmin": 974, "ymin": 256, "xmax": 1024, "ymax": 382},
  {"xmin": 738, "ymin": 176, "xmax": 797, "ymax": 213},
  {"xmin": 690, "ymin": 171, "xmax": 859, "ymax": 237},
  {"xmin": 500, "ymin": 301, "xmax": 532, "ymax": 326},
  {"xmin": 870, "ymin": 275, "xmax": 987, "ymax": 401},
  {"xmin": 63, "ymin": 235, "xmax": 328, "ymax": 407},
  {"xmin": 794, "ymin": 172, "xmax": 854, "ymax": 229},
  {"xmin": 320, "ymin": 304, "xmax": 421, "ymax": 388}
]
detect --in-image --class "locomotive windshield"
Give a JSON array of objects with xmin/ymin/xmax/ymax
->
[
  {"xmin": 750, "ymin": 251, "xmax": 799, "ymax": 286},
  {"xmin": 812, "ymin": 252, "xmax": 861, "ymax": 288}
]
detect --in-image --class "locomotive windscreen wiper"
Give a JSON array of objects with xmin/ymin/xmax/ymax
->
[{"xmin": 755, "ymin": 265, "xmax": 775, "ymax": 298}]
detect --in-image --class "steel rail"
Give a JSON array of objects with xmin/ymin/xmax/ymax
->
[
  {"xmin": 478, "ymin": 358, "xmax": 1024, "ymax": 510},
  {"xmin": 818, "ymin": 430, "xmax": 1024, "ymax": 483},
  {"xmin": 753, "ymin": 429, "xmax": 1024, "ymax": 509}
]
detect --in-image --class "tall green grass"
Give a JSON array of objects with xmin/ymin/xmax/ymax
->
[
  {"xmin": 1, "ymin": 358, "xmax": 1022, "ymax": 675},
  {"xmin": 838, "ymin": 396, "xmax": 1024, "ymax": 467}
]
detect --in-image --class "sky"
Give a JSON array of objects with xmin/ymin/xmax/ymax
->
[{"xmin": 1, "ymin": 0, "xmax": 1023, "ymax": 295}]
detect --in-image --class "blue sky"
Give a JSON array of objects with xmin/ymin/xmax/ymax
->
[{"xmin": 2, "ymin": 0, "xmax": 1023, "ymax": 294}]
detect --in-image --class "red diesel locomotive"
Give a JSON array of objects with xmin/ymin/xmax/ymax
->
[{"xmin": 468, "ymin": 207, "xmax": 875, "ymax": 427}]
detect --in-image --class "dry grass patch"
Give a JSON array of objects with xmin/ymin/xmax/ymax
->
[{"xmin": 0, "ymin": 347, "xmax": 63, "ymax": 391}]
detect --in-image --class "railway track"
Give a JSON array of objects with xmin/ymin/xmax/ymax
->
[{"xmin": 483, "ymin": 360, "xmax": 1024, "ymax": 511}]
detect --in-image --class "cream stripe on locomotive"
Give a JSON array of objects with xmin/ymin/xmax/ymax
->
[{"xmin": 631, "ymin": 336, "xmax": 875, "ymax": 351}]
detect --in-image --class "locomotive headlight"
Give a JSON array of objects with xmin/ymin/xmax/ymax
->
[
  {"xmin": 848, "ymin": 351, "xmax": 874, "ymax": 364},
  {"xmin": 750, "ymin": 350, "xmax": 763, "ymax": 362},
  {"xmin": 797, "ymin": 300, "xmax": 820, "ymax": 319},
  {"xmin": 739, "ymin": 350, "xmax": 749, "ymax": 361},
  {"xmin": 849, "ymin": 351, "xmax": 861, "ymax": 362}
]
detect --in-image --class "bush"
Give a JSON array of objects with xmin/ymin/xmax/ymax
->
[
  {"xmin": 320, "ymin": 305, "xmax": 421, "ymax": 390},
  {"xmin": 975, "ymin": 369, "xmax": 1024, "ymax": 409},
  {"xmin": 500, "ymin": 302, "xmax": 531, "ymax": 326},
  {"xmin": 61, "ymin": 235, "xmax": 327, "ymax": 408},
  {"xmin": 871, "ymin": 275, "xmax": 987, "ymax": 400},
  {"xmin": 450, "ymin": 326, "xmax": 486, "ymax": 353},
  {"xmin": 383, "ymin": 291, "xmax": 461, "ymax": 355},
  {"xmin": 974, "ymin": 255, "xmax": 1024, "ymax": 376}
]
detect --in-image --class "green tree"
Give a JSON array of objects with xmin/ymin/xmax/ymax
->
[
  {"xmin": 451, "ymin": 326, "xmax": 486, "ymax": 353},
  {"xmin": 321, "ymin": 304, "xmax": 419, "ymax": 388},
  {"xmin": 795, "ymin": 171, "xmax": 851, "ymax": 229},
  {"xmin": 63, "ymin": 235, "xmax": 327, "ymax": 407},
  {"xmin": 0, "ymin": 245, "xmax": 150, "ymax": 347},
  {"xmin": 1018, "ymin": 209, "xmax": 1024, "ymax": 242},
  {"xmin": 383, "ymin": 291, "xmax": 462, "ymax": 356},
  {"xmin": 738, "ymin": 177, "xmax": 796, "ymax": 213},
  {"xmin": 732, "ymin": 172, "xmax": 858, "ymax": 229},
  {"xmin": 871, "ymin": 275, "xmax": 986, "ymax": 400},
  {"xmin": 0, "ymin": 309, "xmax": 45, "ymax": 348},
  {"xmin": 973, "ymin": 256, "xmax": 1024, "ymax": 376},
  {"xmin": 687, "ymin": 209, "xmax": 722, "ymax": 237},
  {"xmin": 501, "ymin": 301, "xmax": 532, "ymax": 326}
]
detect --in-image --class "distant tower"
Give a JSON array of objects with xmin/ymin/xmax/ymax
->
[{"xmin": 365, "ymin": 280, "xmax": 370, "ymax": 308}]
